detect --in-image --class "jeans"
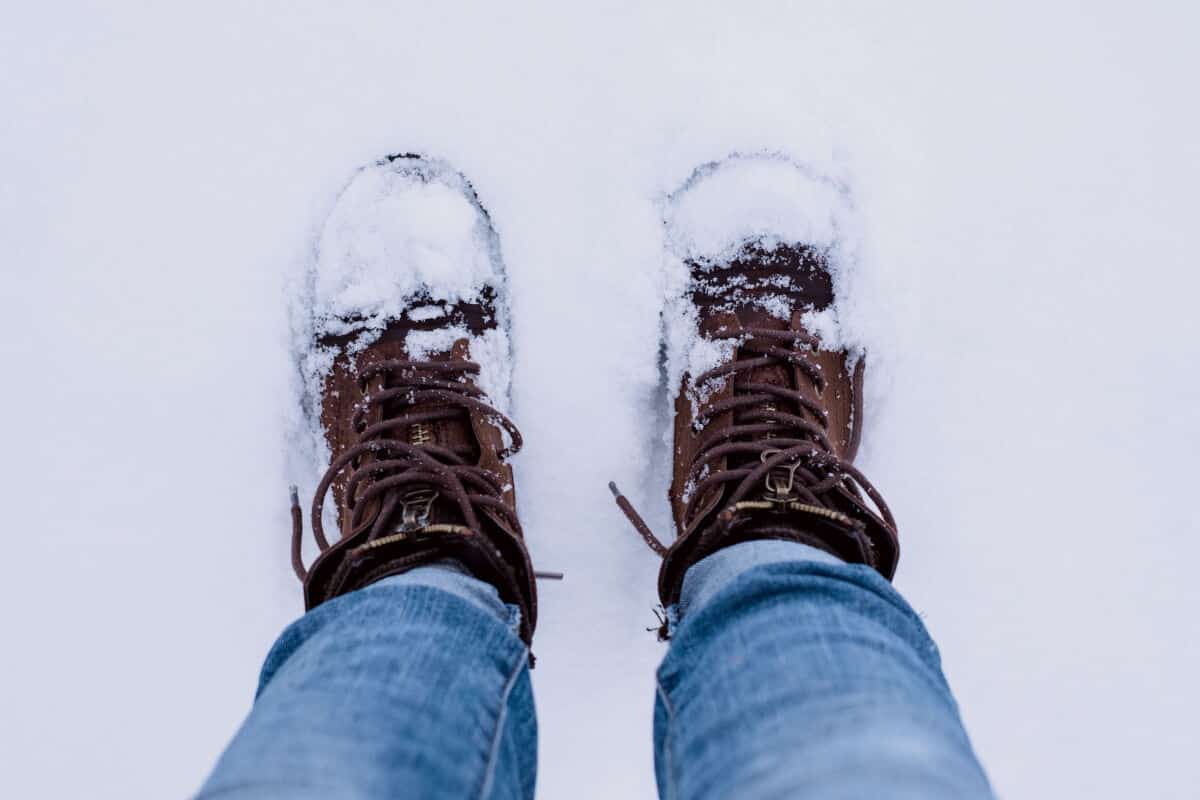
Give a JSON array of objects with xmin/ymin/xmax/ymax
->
[{"xmin": 199, "ymin": 542, "xmax": 993, "ymax": 799}]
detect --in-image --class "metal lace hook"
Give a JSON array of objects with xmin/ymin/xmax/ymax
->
[{"xmin": 761, "ymin": 448, "xmax": 803, "ymax": 499}]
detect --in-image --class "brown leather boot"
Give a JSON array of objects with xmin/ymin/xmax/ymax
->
[
  {"xmin": 614, "ymin": 155, "xmax": 899, "ymax": 614},
  {"xmin": 290, "ymin": 154, "xmax": 544, "ymax": 644}
]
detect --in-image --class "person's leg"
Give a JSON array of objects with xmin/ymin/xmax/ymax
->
[
  {"xmin": 199, "ymin": 564, "xmax": 536, "ymax": 800},
  {"xmin": 653, "ymin": 540, "xmax": 993, "ymax": 800},
  {"xmin": 605, "ymin": 156, "xmax": 992, "ymax": 798},
  {"xmin": 202, "ymin": 154, "xmax": 547, "ymax": 798}
]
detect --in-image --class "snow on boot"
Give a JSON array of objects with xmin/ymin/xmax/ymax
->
[
  {"xmin": 614, "ymin": 154, "xmax": 899, "ymax": 612},
  {"xmin": 291, "ymin": 154, "xmax": 542, "ymax": 644}
]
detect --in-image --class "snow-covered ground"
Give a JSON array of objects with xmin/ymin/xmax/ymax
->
[{"xmin": 3, "ymin": 2, "xmax": 1198, "ymax": 797}]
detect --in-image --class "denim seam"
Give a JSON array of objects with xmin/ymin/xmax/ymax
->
[
  {"xmin": 655, "ymin": 675, "xmax": 679, "ymax": 800},
  {"xmin": 476, "ymin": 646, "xmax": 528, "ymax": 800},
  {"xmin": 195, "ymin": 778, "xmax": 325, "ymax": 799}
]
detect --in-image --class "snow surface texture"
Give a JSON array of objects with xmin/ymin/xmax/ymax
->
[{"xmin": 3, "ymin": 3, "xmax": 1199, "ymax": 799}]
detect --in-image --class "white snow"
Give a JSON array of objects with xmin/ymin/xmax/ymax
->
[
  {"xmin": 402, "ymin": 325, "xmax": 513, "ymax": 415},
  {"xmin": 313, "ymin": 157, "xmax": 503, "ymax": 337},
  {"xmin": 664, "ymin": 154, "xmax": 851, "ymax": 264},
  {"xmin": 403, "ymin": 325, "xmax": 471, "ymax": 361},
  {"xmin": 408, "ymin": 304, "xmax": 447, "ymax": 322},
  {"xmin": 800, "ymin": 305, "xmax": 846, "ymax": 350},
  {"xmin": 2, "ymin": 3, "xmax": 1199, "ymax": 800}
]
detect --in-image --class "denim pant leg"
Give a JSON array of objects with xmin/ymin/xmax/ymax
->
[
  {"xmin": 198, "ymin": 566, "xmax": 536, "ymax": 800},
  {"xmin": 654, "ymin": 541, "xmax": 994, "ymax": 800}
]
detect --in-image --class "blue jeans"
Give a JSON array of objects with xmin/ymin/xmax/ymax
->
[{"xmin": 200, "ymin": 543, "xmax": 993, "ymax": 799}]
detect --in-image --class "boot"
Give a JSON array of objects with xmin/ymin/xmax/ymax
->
[
  {"xmin": 291, "ymin": 154, "xmax": 542, "ymax": 644},
  {"xmin": 615, "ymin": 155, "xmax": 899, "ymax": 613}
]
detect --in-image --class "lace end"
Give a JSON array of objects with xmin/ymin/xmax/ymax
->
[
  {"xmin": 648, "ymin": 605, "xmax": 671, "ymax": 641},
  {"xmin": 289, "ymin": 485, "xmax": 306, "ymax": 581},
  {"xmin": 609, "ymin": 481, "xmax": 669, "ymax": 557}
]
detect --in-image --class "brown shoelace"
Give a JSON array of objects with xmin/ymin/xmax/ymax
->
[
  {"xmin": 291, "ymin": 358, "xmax": 525, "ymax": 582},
  {"xmin": 613, "ymin": 326, "xmax": 896, "ymax": 555}
]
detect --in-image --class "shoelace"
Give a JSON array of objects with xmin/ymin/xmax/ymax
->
[
  {"xmin": 612, "ymin": 326, "xmax": 896, "ymax": 554},
  {"xmin": 290, "ymin": 358, "xmax": 527, "ymax": 581}
]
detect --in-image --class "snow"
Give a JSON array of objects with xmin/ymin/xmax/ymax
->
[
  {"xmin": 402, "ymin": 325, "xmax": 514, "ymax": 415},
  {"xmin": 313, "ymin": 157, "xmax": 504, "ymax": 337},
  {"xmin": 2, "ymin": 3, "xmax": 1199, "ymax": 799},
  {"xmin": 664, "ymin": 154, "xmax": 850, "ymax": 264}
]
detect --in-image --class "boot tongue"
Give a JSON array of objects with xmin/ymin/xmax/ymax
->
[
  {"xmin": 691, "ymin": 242, "xmax": 833, "ymax": 428},
  {"xmin": 737, "ymin": 306, "xmax": 793, "ymax": 391},
  {"xmin": 728, "ymin": 305, "xmax": 827, "ymax": 436},
  {"xmin": 388, "ymin": 339, "xmax": 478, "ymax": 460},
  {"xmin": 366, "ymin": 337, "xmax": 479, "ymax": 536},
  {"xmin": 696, "ymin": 294, "xmax": 830, "ymax": 489}
]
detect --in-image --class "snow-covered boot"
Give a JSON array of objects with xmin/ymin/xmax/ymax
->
[
  {"xmin": 291, "ymin": 154, "xmax": 541, "ymax": 644},
  {"xmin": 614, "ymin": 154, "xmax": 900, "ymax": 612}
]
